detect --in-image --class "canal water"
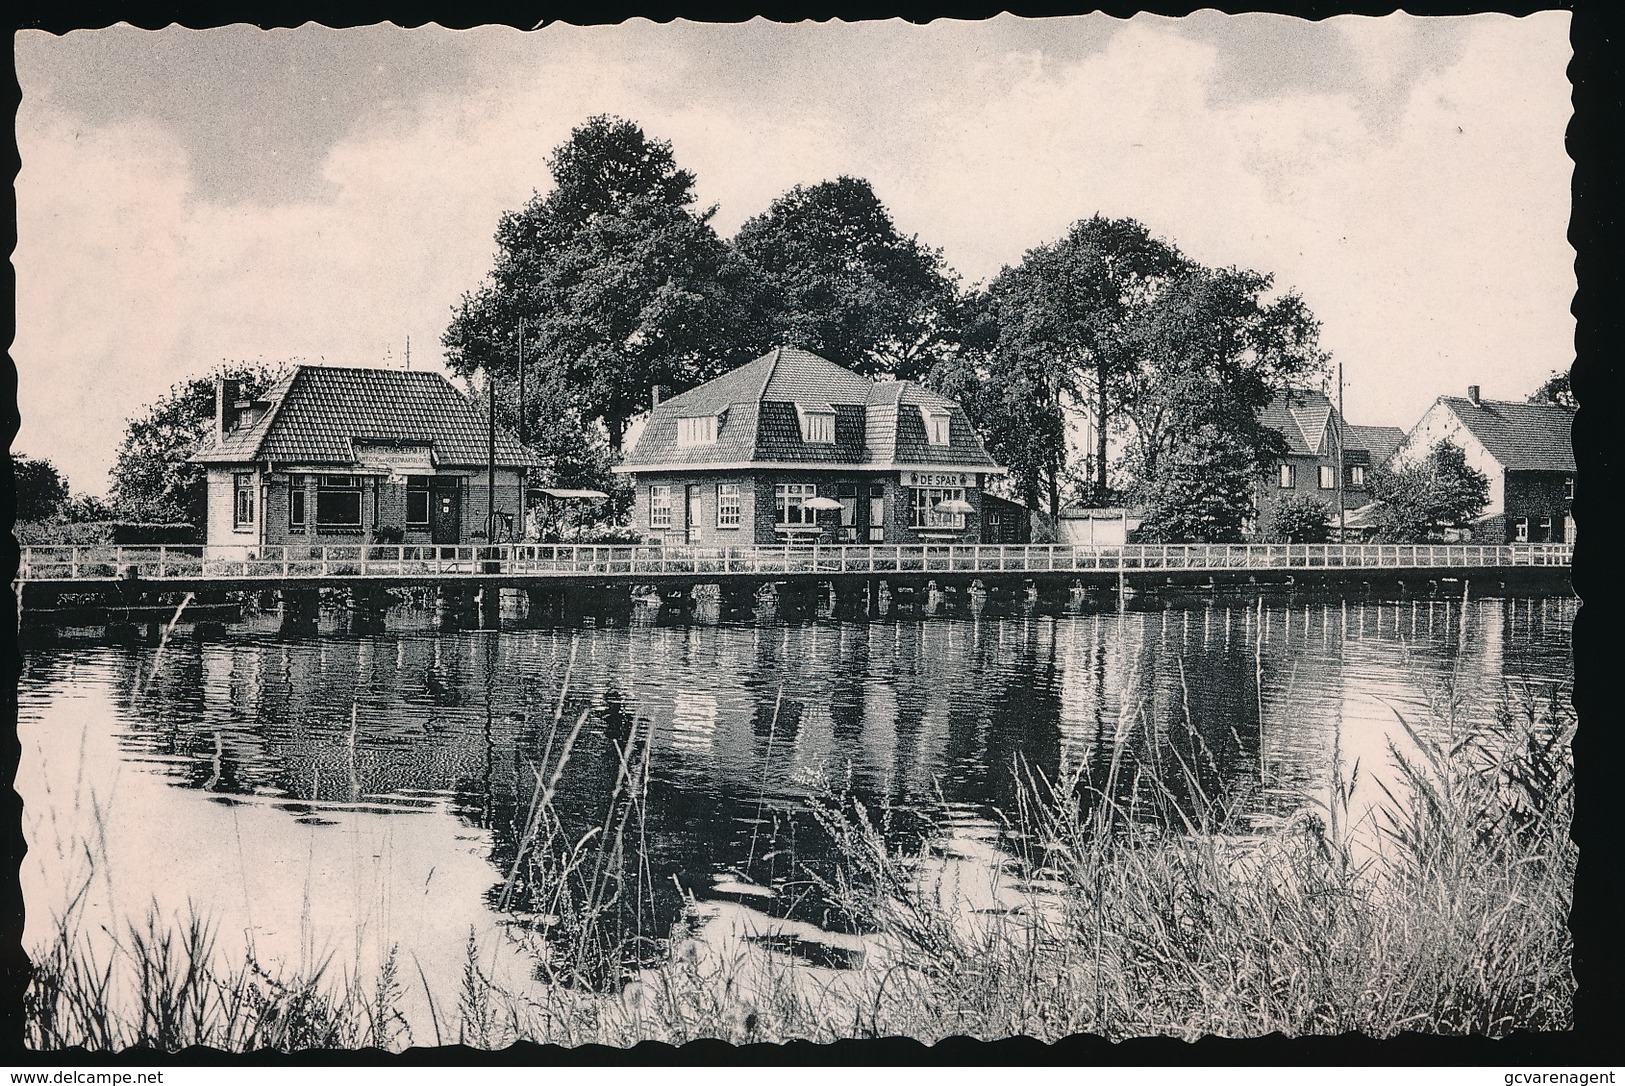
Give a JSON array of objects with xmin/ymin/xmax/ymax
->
[{"xmin": 18, "ymin": 595, "xmax": 1575, "ymax": 1021}]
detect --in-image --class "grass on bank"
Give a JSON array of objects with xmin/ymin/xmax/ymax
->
[{"xmin": 25, "ymin": 680, "xmax": 1574, "ymax": 1050}]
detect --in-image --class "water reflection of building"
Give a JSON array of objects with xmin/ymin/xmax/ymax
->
[{"xmin": 99, "ymin": 597, "xmax": 1575, "ymax": 949}]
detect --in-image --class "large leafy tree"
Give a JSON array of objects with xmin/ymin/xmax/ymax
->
[
  {"xmin": 445, "ymin": 115, "xmax": 752, "ymax": 453},
  {"xmin": 1368, "ymin": 440, "xmax": 1491, "ymax": 542},
  {"xmin": 109, "ymin": 364, "xmax": 282, "ymax": 526},
  {"xmin": 11, "ymin": 452, "xmax": 69, "ymax": 522},
  {"xmin": 1115, "ymin": 264, "xmax": 1322, "ymax": 484},
  {"xmin": 732, "ymin": 177, "xmax": 962, "ymax": 381},
  {"xmin": 980, "ymin": 217, "xmax": 1185, "ymax": 504}
]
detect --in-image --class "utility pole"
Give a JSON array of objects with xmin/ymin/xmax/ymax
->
[
  {"xmin": 487, "ymin": 366, "xmax": 497, "ymax": 544},
  {"xmin": 517, "ymin": 317, "xmax": 527, "ymax": 446},
  {"xmin": 1335, "ymin": 360, "xmax": 1346, "ymax": 542},
  {"xmin": 405, "ymin": 334, "xmax": 411, "ymax": 370}
]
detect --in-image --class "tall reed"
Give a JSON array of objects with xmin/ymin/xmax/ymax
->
[{"xmin": 25, "ymin": 681, "xmax": 1573, "ymax": 1049}]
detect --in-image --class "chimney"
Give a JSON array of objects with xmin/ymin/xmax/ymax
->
[
  {"xmin": 651, "ymin": 384, "xmax": 665, "ymax": 409},
  {"xmin": 1467, "ymin": 384, "xmax": 1481, "ymax": 406},
  {"xmin": 215, "ymin": 377, "xmax": 242, "ymax": 446}
]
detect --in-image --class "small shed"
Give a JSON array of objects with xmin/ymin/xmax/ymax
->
[
  {"xmin": 980, "ymin": 494, "xmax": 1032, "ymax": 544},
  {"xmin": 1057, "ymin": 505, "xmax": 1141, "ymax": 547}
]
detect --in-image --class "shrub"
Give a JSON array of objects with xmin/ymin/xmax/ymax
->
[{"xmin": 1264, "ymin": 494, "xmax": 1332, "ymax": 543}]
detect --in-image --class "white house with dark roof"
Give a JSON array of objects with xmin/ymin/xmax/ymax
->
[
  {"xmin": 1388, "ymin": 386, "xmax": 1575, "ymax": 543},
  {"xmin": 190, "ymin": 365, "xmax": 541, "ymax": 547},
  {"xmin": 614, "ymin": 347, "xmax": 1005, "ymax": 545},
  {"xmin": 1255, "ymin": 388, "xmax": 1406, "ymax": 532}
]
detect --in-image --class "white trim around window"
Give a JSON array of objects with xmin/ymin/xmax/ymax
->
[
  {"xmin": 716, "ymin": 482, "xmax": 742, "ymax": 528},
  {"xmin": 233, "ymin": 473, "xmax": 256, "ymax": 529},
  {"xmin": 649, "ymin": 484, "xmax": 673, "ymax": 529},
  {"xmin": 775, "ymin": 482, "xmax": 819, "ymax": 527}
]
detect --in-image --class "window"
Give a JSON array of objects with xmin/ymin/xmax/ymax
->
[
  {"xmin": 909, "ymin": 487, "xmax": 966, "ymax": 529},
  {"xmin": 1565, "ymin": 476, "xmax": 1575, "ymax": 501},
  {"xmin": 1318, "ymin": 465, "xmax": 1336, "ymax": 489},
  {"xmin": 406, "ymin": 476, "xmax": 431, "ymax": 528},
  {"xmin": 288, "ymin": 477, "xmax": 306, "ymax": 532},
  {"xmin": 796, "ymin": 405, "xmax": 835, "ymax": 444},
  {"xmin": 1278, "ymin": 463, "xmax": 1296, "ymax": 489},
  {"xmin": 1538, "ymin": 516, "xmax": 1553, "ymax": 541},
  {"xmin": 649, "ymin": 485, "xmax": 672, "ymax": 529},
  {"xmin": 233, "ymin": 474, "xmax": 256, "ymax": 528},
  {"xmin": 1348, "ymin": 464, "xmax": 1367, "ymax": 488},
  {"xmin": 677, "ymin": 415, "xmax": 717, "ymax": 447},
  {"xmin": 315, "ymin": 475, "xmax": 362, "ymax": 530},
  {"xmin": 716, "ymin": 483, "xmax": 742, "ymax": 528},
  {"xmin": 775, "ymin": 483, "xmax": 819, "ymax": 527},
  {"xmin": 922, "ymin": 406, "xmax": 952, "ymax": 446},
  {"xmin": 1513, "ymin": 517, "xmax": 1529, "ymax": 543},
  {"xmin": 869, "ymin": 485, "xmax": 886, "ymax": 543}
]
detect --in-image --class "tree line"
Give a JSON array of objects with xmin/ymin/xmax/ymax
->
[
  {"xmin": 440, "ymin": 115, "xmax": 1332, "ymax": 542},
  {"xmin": 43, "ymin": 115, "xmax": 1572, "ymax": 545}
]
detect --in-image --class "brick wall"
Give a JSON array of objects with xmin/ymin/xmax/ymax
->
[
  {"xmin": 1502, "ymin": 470, "xmax": 1574, "ymax": 542},
  {"xmin": 632, "ymin": 470, "xmax": 987, "ymax": 546}
]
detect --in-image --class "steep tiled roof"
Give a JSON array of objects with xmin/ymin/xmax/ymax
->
[
  {"xmin": 192, "ymin": 365, "xmax": 540, "ymax": 468},
  {"xmin": 1260, "ymin": 389, "xmax": 1398, "ymax": 460},
  {"xmin": 1345, "ymin": 424, "xmax": 1407, "ymax": 465},
  {"xmin": 623, "ymin": 347, "xmax": 1001, "ymax": 471},
  {"xmin": 1439, "ymin": 397, "xmax": 1575, "ymax": 473}
]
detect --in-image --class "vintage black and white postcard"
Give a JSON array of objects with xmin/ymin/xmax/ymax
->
[{"xmin": 10, "ymin": 10, "xmax": 1585, "ymax": 1059}]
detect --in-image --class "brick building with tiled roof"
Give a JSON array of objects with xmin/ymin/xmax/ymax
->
[
  {"xmin": 1388, "ymin": 386, "xmax": 1575, "ymax": 543},
  {"xmin": 1255, "ymin": 388, "xmax": 1407, "ymax": 534},
  {"xmin": 191, "ymin": 365, "xmax": 541, "ymax": 547},
  {"xmin": 615, "ymin": 347, "xmax": 1006, "ymax": 545}
]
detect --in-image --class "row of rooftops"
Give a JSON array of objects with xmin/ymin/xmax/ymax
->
[{"xmin": 190, "ymin": 346, "xmax": 1574, "ymax": 480}]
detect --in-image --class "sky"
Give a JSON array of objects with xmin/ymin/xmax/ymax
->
[{"xmin": 14, "ymin": 13, "xmax": 1574, "ymax": 496}]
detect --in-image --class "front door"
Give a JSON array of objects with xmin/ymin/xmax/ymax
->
[
  {"xmin": 431, "ymin": 480, "xmax": 461, "ymax": 544},
  {"xmin": 866, "ymin": 485, "xmax": 886, "ymax": 543},
  {"xmin": 684, "ymin": 484, "xmax": 701, "ymax": 545}
]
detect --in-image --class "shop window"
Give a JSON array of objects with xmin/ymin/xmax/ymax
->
[
  {"xmin": 233, "ymin": 474, "xmax": 256, "ymax": 528},
  {"xmin": 406, "ymin": 476, "xmax": 431, "ymax": 528},
  {"xmin": 775, "ymin": 483, "xmax": 819, "ymax": 527},
  {"xmin": 716, "ymin": 483, "xmax": 741, "ymax": 528},
  {"xmin": 316, "ymin": 475, "xmax": 362, "ymax": 530},
  {"xmin": 909, "ymin": 487, "xmax": 966, "ymax": 529},
  {"xmin": 649, "ymin": 485, "xmax": 672, "ymax": 529}
]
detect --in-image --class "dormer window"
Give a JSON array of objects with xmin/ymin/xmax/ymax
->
[
  {"xmin": 921, "ymin": 405, "xmax": 952, "ymax": 446},
  {"xmin": 796, "ymin": 403, "xmax": 836, "ymax": 444},
  {"xmin": 676, "ymin": 414, "xmax": 718, "ymax": 447}
]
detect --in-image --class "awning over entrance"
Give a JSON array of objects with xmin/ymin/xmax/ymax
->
[{"xmin": 531, "ymin": 487, "xmax": 610, "ymax": 500}]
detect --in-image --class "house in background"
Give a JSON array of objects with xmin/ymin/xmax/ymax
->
[
  {"xmin": 1388, "ymin": 386, "xmax": 1575, "ymax": 543},
  {"xmin": 1255, "ymin": 389, "xmax": 1406, "ymax": 533},
  {"xmin": 615, "ymin": 347, "xmax": 1005, "ymax": 545},
  {"xmin": 191, "ymin": 365, "xmax": 541, "ymax": 548}
]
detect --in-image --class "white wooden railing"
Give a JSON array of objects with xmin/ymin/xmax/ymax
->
[{"xmin": 14, "ymin": 542, "xmax": 1576, "ymax": 582}]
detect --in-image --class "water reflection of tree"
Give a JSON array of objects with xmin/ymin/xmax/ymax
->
[{"xmin": 93, "ymin": 607, "xmax": 1422, "ymax": 968}]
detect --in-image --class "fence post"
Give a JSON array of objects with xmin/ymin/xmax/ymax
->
[{"xmin": 71, "ymin": 547, "xmax": 79, "ymax": 579}]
